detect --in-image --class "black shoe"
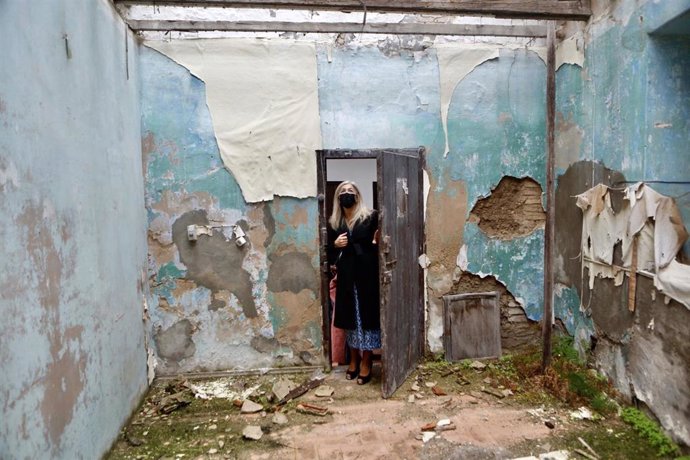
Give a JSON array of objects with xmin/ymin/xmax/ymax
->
[
  {"xmin": 356, "ymin": 372, "xmax": 371, "ymax": 385},
  {"xmin": 345, "ymin": 366, "xmax": 359, "ymax": 380}
]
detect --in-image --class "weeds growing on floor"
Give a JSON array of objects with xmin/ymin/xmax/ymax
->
[
  {"xmin": 621, "ymin": 407, "xmax": 681, "ymax": 457},
  {"xmin": 488, "ymin": 336, "xmax": 618, "ymax": 415}
]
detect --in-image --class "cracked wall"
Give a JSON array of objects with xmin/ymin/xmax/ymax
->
[
  {"xmin": 0, "ymin": 1, "xmax": 149, "ymax": 458},
  {"xmin": 141, "ymin": 47, "xmax": 322, "ymax": 375},
  {"xmin": 318, "ymin": 42, "xmax": 548, "ymax": 353},
  {"xmin": 554, "ymin": 0, "xmax": 690, "ymax": 445},
  {"xmin": 440, "ymin": 48, "xmax": 548, "ymax": 353}
]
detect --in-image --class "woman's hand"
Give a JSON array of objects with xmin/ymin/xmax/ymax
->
[
  {"xmin": 334, "ymin": 232, "xmax": 348, "ymax": 248},
  {"xmin": 372, "ymin": 229, "xmax": 380, "ymax": 245}
]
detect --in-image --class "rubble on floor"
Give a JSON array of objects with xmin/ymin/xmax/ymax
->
[{"xmin": 107, "ymin": 353, "xmax": 685, "ymax": 460}]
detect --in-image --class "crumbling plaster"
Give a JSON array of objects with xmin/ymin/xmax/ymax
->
[
  {"xmin": 554, "ymin": 0, "xmax": 690, "ymax": 444},
  {"xmin": 0, "ymin": 0, "xmax": 149, "ymax": 458},
  {"xmin": 141, "ymin": 30, "xmax": 554, "ymax": 369},
  {"xmin": 141, "ymin": 47, "xmax": 322, "ymax": 375},
  {"xmin": 318, "ymin": 43, "xmax": 548, "ymax": 352},
  {"xmin": 146, "ymin": 39, "xmax": 322, "ymax": 203}
]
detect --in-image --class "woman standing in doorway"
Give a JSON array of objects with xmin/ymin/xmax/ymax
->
[{"xmin": 328, "ymin": 181, "xmax": 380, "ymax": 385}]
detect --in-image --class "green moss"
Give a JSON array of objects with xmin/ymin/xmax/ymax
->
[
  {"xmin": 567, "ymin": 371, "xmax": 597, "ymax": 399},
  {"xmin": 621, "ymin": 408, "xmax": 680, "ymax": 457},
  {"xmin": 513, "ymin": 422, "xmax": 675, "ymax": 460}
]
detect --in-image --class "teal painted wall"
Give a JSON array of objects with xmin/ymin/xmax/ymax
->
[
  {"xmin": 555, "ymin": 1, "xmax": 690, "ymax": 336},
  {"xmin": 141, "ymin": 40, "xmax": 549, "ymax": 367},
  {"xmin": 554, "ymin": 0, "xmax": 690, "ymax": 444},
  {"xmin": 140, "ymin": 47, "xmax": 321, "ymax": 374},
  {"xmin": 0, "ymin": 0, "xmax": 148, "ymax": 458},
  {"xmin": 449, "ymin": 49, "xmax": 546, "ymax": 321}
]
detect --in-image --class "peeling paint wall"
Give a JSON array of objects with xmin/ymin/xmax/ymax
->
[
  {"xmin": 145, "ymin": 39, "xmax": 322, "ymax": 203},
  {"xmin": 441, "ymin": 48, "xmax": 547, "ymax": 349},
  {"xmin": 554, "ymin": 0, "xmax": 690, "ymax": 445},
  {"xmin": 141, "ymin": 34, "xmax": 550, "ymax": 372},
  {"xmin": 140, "ymin": 48, "xmax": 322, "ymax": 375},
  {"xmin": 0, "ymin": 1, "xmax": 149, "ymax": 458},
  {"xmin": 318, "ymin": 42, "xmax": 548, "ymax": 352}
]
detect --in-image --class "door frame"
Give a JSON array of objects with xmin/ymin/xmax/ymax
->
[{"xmin": 316, "ymin": 148, "xmax": 426, "ymax": 397}]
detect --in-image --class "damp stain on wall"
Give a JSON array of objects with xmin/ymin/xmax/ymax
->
[
  {"xmin": 15, "ymin": 202, "xmax": 88, "ymax": 448},
  {"xmin": 172, "ymin": 210, "xmax": 257, "ymax": 318}
]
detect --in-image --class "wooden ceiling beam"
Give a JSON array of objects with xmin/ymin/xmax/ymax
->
[
  {"xmin": 127, "ymin": 19, "xmax": 547, "ymax": 36},
  {"xmin": 114, "ymin": 0, "xmax": 591, "ymax": 21}
]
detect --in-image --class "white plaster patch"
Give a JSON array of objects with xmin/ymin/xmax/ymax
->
[
  {"xmin": 147, "ymin": 347, "xmax": 157, "ymax": 384},
  {"xmin": 553, "ymin": 282, "xmax": 568, "ymax": 297},
  {"xmin": 556, "ymin": 33, "xmax": 584, "ymax": 70},
  {"xmin": 418, "ymin": 254, "xmax": 430, "ymax": 269},
  {"xmin": 42, "ymin": 200, "xmax": 56, "ymax": 221},
  {"xmin": 426, "ymin": 307, "xmax": 444, "ymax": 352},
  {"xmin": 146, "ymin": 39, "xmax": 322, "ymax": 203},
  {"xmin": 456, "ymin": 245, "xmax": 468, "ymax": 271}
]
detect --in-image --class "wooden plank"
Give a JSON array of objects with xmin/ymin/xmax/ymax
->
[
  {"xmin": 541, "ymin": 20, "xmax": 556, "ymax": 373},
  {"xmin": 444, "ymin": 292, "xmax": 501, "ymax": 360},
  {"xmin": 115, "ymin": 0, "xmax": 592, "ymax": 20},
  {"xmin": 628, "ymin": 235, "xmax": 638, "ymax": 312},
  {"xmin": 126, "ymin": 19, "xmax": 547, "ymax": 37},
  {"xmin": 319, "ymin": 148, "xmax": 398, "ymax": 160},
  {"xmin": 316, "ymin": 150, "xmax": 332, "ymax": 370},
  {"xmin": 416, "ymin": 149, "xmax": 426, "ymax": 359},
  {"xmin": 379, "ymin": 148, "xmax": 424, "ymax": 398}
]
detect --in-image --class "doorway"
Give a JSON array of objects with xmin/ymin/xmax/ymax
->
[{"xmin": 316, "ymin": 148, "xmax": 425, "ymax": 398}]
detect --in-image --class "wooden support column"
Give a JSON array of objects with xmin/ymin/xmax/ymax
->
[{"xmin": 541, "ymin": 20, "xmax": 556, "ymax": 372}]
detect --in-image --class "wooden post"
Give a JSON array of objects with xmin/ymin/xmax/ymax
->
[
  {"xmin": 542, "ymin": 20, "xmax": 556, "ymax": 372},
  {"xmin": 628, "ymin": 235, "xmax": 638, "ymax": 312},
  {"xmin": 315, "ymin": 150, "xmax": 332, "ymax": 372}
]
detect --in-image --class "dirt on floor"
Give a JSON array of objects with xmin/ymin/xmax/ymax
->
[{"xmin": 107, "ymin": 356, "xmax": 683, "ymax": 460}]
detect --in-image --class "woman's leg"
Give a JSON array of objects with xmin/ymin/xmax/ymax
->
[
  {"xmin": 346, "ymin": 346, "xmax": 360, "ymax": 379},
  {"xmin": 359, "ymin": 350, "xmax": 372, "ymax": 379},
  {"xmin": 348, "ymin": 346, "xmax": 360, "ymax": 372}
]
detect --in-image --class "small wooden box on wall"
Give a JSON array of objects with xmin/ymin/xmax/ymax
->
[{"xmin": 443, "ymin": 291, "xmax": 502, "ymax": 361}]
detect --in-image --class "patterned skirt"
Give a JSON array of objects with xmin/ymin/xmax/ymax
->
[{"xmin": 346, "ymin": 286, "xmax": 381, "ymax": 351}]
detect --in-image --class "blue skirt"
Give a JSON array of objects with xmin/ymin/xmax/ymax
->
[{"xmin": 346, "ymin": 286, "xmax": 381, "ymax": 351}]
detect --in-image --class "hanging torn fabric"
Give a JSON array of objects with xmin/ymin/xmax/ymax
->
[{"xmin": 576, "ymin": 183, "xmax": 690, "ymax": 310}]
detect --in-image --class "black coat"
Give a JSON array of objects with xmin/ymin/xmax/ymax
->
[{"xmin": 328, "ymin": 211, "xmax": 380, "ymax": 331}]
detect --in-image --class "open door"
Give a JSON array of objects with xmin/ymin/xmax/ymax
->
[
  {"xmin": 316, "ymin": 148, "xmax": 425, "ymax": 398},
  {"xmin": 378, "ymin": 148, "xmax": 425, "ymax": 398}
]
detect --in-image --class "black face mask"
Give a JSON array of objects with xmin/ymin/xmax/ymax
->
[{"xmin": 339, "ymin": 193, "xmax": 356, "ymax": 209}]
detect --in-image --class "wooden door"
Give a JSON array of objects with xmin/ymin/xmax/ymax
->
[{"xmin": 378, "ymin": 148, "xmax": 425, "ymax": 398}]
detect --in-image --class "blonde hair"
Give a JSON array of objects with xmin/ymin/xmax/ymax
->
[{"xmin": 329, "ymin": 180, "xmax": 372, "ymax": 230}]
